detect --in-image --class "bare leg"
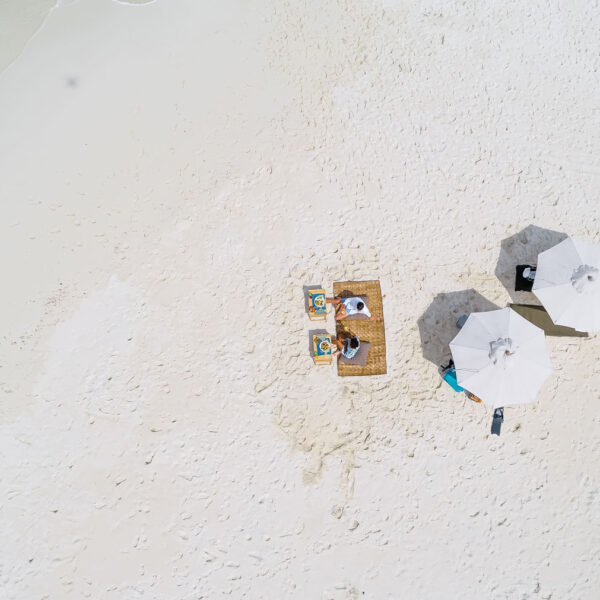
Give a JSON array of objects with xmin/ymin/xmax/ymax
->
[
  {"xmin": 335, "ymin": 305, "xmax": 348, "ymax": 320},
  {"xmin": 334, "ymin": 299, "xmax": 348, "ymax": 320},
  {"xmin": 332, "ymin": 338, "xmax": 344, "ymax": 356}
]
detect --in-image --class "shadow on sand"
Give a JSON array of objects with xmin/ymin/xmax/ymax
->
[
  {"xmin": 417, "ymin": 289, "xmax": 500, "ymax": 367},
  {"xmin": 494, "ymin": 225, "xmax": 568, "ymax": 303}
]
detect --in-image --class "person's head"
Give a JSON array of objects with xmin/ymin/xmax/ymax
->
[
  {"xmin": 350, "ymin": 337, "xmax": 359, "ymax": 349},
  {"xmin": 357, "ymin": 301, "xmax": 364, "ymax": 311}
]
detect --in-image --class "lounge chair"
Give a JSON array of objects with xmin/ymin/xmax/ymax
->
[
  {"xmin": 509, "ymin": 303, "xmax": 588, "ymax": 337},
  {"xmin": 440, "ymin": 361, "xmax": 481, "ymax": 401},
  {"xmin": 515, "ymin": 265, "xmax": 536, "ymax": 292},
  {"xmin": 334, "ymin": 280, "xmax": 386, "ymax": 376},
  {"xmin": 440, "ymin": 360, "xmax": 463, "ymax": 392},
  {"xmin": 442, "ymin": 366, "xmax": 465, "ymax": 392},
  {"xmin": 491, "ymin": 407, "xmax": 504, "ymax": 436},
  {"xmin": 456, "ymin": 314, "xmax": 468, "ymax": 329}
]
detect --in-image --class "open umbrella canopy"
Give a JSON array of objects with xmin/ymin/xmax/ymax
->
[
  {"xmin": 533, "ymin": 237, "xmax": 600, "ymax": 333},
  {"xmin": 450, "ymin": 307, "xmax": 552, "ymax": 409}
]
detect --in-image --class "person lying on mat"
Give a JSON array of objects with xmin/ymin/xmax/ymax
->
[
  {"xmin": 326, "ymin": 296, "xmax": 377, "ymax": 321},
  {"xmin": 332, "ymin": 329, "xmax": 361, "ymax": 359}
]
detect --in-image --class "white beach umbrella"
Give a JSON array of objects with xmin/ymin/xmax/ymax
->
[
  {"xmin": 450, "ymin": 307, "xmax": 552, "ymax": 409},
  {"xmin": 533, "ymin": 237, "xmax": 600, "ymax": 333}
]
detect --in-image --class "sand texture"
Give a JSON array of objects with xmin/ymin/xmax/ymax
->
[{"xmin": 1, "ymin": 0, "xmax": 599, "ymax": 598}]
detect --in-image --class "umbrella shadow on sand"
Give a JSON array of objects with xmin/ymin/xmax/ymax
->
[
  {"xmin": 494, "ymin": 225, "xmax": 568, "ymax": 303},
  {"xmin": 417, "ymin": 290, "xmax": 500, "ymax": 367}
]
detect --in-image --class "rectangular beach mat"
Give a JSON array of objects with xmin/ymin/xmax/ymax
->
[
  {"xmin": 333, "ymin": 280, "xmax": 387, "ymax": 376},
  {"xmin": 337, "ymin": 295, "xmax": 370, "ymax": 320}
]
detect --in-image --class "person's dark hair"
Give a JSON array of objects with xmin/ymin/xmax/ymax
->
[
  {"xmin": 350, "ymin": 337, "xmax": 359, "ymax": 349},
  {"xmin": 357, "ymin": 301, "xmax": 364, "ymax": 311}
]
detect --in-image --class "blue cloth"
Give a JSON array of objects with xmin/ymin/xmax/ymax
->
[
  {"xmin": 342, "ymin": 337, "xmax": 360, "ymax": 359},
  {"xmin": 443, "ymin": 368, "xmax": 464, "ymax": 392}
]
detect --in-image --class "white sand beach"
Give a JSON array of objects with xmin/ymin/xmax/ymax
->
[{"xmin": 1, "ymin": 1, "xmax": 599, "ymax": 598}]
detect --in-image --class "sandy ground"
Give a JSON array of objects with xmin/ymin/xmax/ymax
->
[{"xmin": 1, "ymin": 1, "xmax": 599, "ymax": 598}]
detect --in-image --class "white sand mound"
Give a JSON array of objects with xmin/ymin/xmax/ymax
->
[{"xmin": 1, "ymin": 0, "xmax": 599, "ymax": 598}]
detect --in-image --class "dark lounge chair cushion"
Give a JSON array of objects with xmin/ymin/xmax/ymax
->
[
  {"xmin": 509, "ymin": 303, "xmax": 588, "ymax": 337},
  {"xmin": 491, "ymin": 408, "xmax": 504, "ymax": 436},
  {"xmin": 515, "ymin": 265, "xmax": 536, "ymax": 292}
]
